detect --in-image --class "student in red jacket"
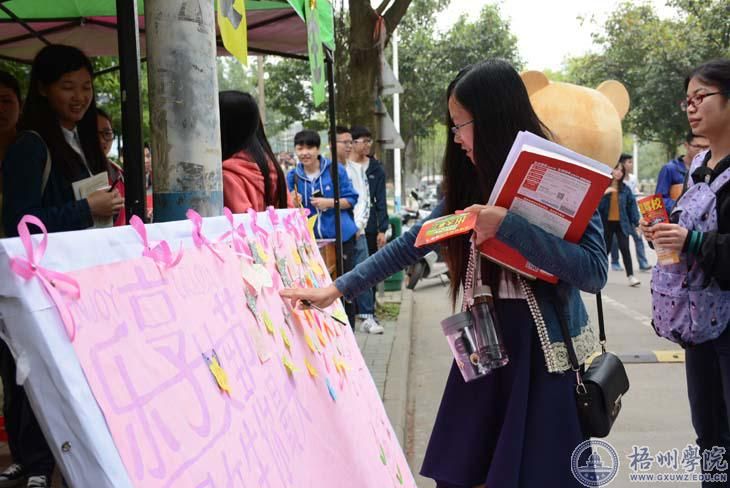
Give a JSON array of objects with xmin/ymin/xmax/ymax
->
[{"xmin": 219, "ymin": 90, "xmax": 290, "ymax": 212}]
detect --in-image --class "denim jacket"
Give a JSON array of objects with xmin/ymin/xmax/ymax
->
[
  {"xmin": 335, "ymin": 200, "xmax": 608, "ymax": 372},
  {"xmin": 598, "ymin": 184, "xmax": 640, "ymax": 236}
]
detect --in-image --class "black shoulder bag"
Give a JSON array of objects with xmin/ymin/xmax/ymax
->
[{"xmin": 563, "ymin": 292, "xmax": 630, "ymax": 438}]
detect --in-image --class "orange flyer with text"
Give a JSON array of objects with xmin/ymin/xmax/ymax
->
[{"xmin": 415, "ymin": 212, "xmax": 477, "ymax": 248}]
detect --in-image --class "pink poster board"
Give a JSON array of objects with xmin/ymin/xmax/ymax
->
[{"xmin": 61, "ymin": 211, "xmax": 415, "ymax": 488}]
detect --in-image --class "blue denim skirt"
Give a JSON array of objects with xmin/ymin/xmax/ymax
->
[{"xmin": 420, "ymin": 299, "xmax": 587, "ymax": 488}]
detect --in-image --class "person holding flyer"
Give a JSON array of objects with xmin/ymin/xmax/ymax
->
[
  {"xmin": 282, "ymin": 59, "xmax": 607, "ymax": 488},
  {"xmin": 641, "ymin": 59, "xmax": 730, "ymax": 486}
]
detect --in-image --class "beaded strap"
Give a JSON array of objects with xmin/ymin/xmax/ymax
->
[
  {"xmin": 462, "ymin": 240, "xmax": 478, "ymax": 313},
  {"xmin": 517, "ymin": 276, "xmax": 561, "ymax": 373}
]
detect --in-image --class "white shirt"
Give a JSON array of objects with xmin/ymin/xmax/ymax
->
[
  {"xmin": 346, "ymin": 160, "xmax": 370, "ymax": 232},
  {"xmin": 61, "ymin": 125, "xmax": 91, "ymax": 173},
  {"xmin": 625, "ymin": 174, "xmax": 638, "ymax": 195}
]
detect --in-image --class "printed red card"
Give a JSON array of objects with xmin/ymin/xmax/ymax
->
[{"xmin": 415, "ymin": 212, "xmax": 477, "ymax": 247}]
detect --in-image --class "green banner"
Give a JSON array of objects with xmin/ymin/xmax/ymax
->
[{"xmin": 305, "ymin": 2, "xmax": 326, "ymax": 107}]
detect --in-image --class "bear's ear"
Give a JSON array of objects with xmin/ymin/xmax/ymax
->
[
  {"xmin": 597, "ymin": 80, "xmax": 630, "ymax": 119},
  {"xmin": 520, "ymin": 71, "xmax": 549, "ymax": 96}
]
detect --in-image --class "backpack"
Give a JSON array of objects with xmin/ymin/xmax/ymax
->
[{"xmin": 651, "ymin": 152, "xmax": 730, "ymax": 346}]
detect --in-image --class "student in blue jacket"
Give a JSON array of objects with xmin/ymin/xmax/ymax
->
[
  {"xmin": 286, "ymin": 129, "xmax": 359, "ymax": 326},
  {"xmin": 283, "ymin": 60, "xmax": 607, "ymax": 488}
]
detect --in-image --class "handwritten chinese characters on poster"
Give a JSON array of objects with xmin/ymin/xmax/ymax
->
[{"xmin": 60, "ymin": 211, "xmax": 414, "ymax": 487}]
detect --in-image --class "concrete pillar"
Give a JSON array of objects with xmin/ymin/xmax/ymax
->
[{"xmin": 144, "ymin": 0, "xmax": 223, "ymax": 221}]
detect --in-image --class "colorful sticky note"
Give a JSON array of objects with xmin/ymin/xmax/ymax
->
[
  {"xmin": 332, "ymin": 308, "xmax": 348, "ymax": 326},
  {"xmin": 292, "ymin": 248, "xmax": 303, "ymax": 266},
  {"xmin": 247, "ymin": 325, "xmax": 271, "ymax": 363},
  {"xmin": 280, "ymin": 327, "xmax": 291, "ymax": 349},
  {"xmin": 240, "ymin": 260, "xmax": 272, "ymax": 291},
  {"xmin": 262, "ymin": 311, "xmax": 275, "ymax": 335},
  {"xmin": 315, "ymin": 327, "xmax": 328, "ymax": 347},
  {"xmin": 304, "ymin": 333, "xmax": 318, "ymax": 353},
  {"xmin": 310, "ymin": 259, "xmax": 324, "ymax": 277},
  {"xmin": 205, "ymin": 352, "xmax": 231, "ymax": 395},
  {"xmin": 256, "ymin": 242, "xmax": 269, "ymax": 263},
  {"xmin": 303, "ymin": 309, "xmax": 315, "ymax": 326},
  {"xmin": 326, "ymin": 377, "xmax": 337, "ymax": 401},
  {"xmin": 396, "ymin": 465, "xmax": 403, "ymax": 484},
  {"xmin": 282, "ymin": 355, "xmax": 299, "ymax": 374},
  {"xmin": 304, "ymin": 358, "xmax": 318, "ymax": 378},
  {"xmin": 379, "ymin": 444, "xmax": 387, "ymax": 465}
]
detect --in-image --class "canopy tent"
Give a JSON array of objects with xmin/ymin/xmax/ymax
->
[
  {"xmin": 0, "ymin": 0, "xmax": 345, "ymax": 275},
  {"xmin": 0, "ymin": 0, "xmax": 335, "ymax": 62}
]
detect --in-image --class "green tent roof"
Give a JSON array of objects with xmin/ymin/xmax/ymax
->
[{"xmin": 0, "ymin": 0, "xmax": 334, "ymax": 62}]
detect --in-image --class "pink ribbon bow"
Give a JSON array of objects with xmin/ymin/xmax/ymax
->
[
  {"xmin": 284, "ymin": 213, "xmax": 301, "ymax": 241},
  {"xmin": 247, "ymin": 208, "xmax": 269, "ymax": 247},
  {"xmin": 218, "ymin": 207, "xmax": 251, "ymax": 257},
  {"xmin": 186, "ymin": 209, "xmax": 224, "ymax": 262},
  {"xmin": 9, "ymin": 215, "xmax": 81, "ymax": 341},
  {"xmin": 130, "ymin": 215, "xmax": 183, "ymax": 268}
]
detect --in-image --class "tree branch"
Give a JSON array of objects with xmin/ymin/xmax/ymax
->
[
  {"xmin": 375, "ymin": 0, "xmax": 390, "ymax": 15},
  {"xmin": 382, "ymin": 0, "xmax": 413, "ymax": 35}
]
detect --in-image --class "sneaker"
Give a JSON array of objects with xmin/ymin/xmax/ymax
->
[
  {"xmin": 628, "ymin": 275, "xmax": 641, "ymax": 287},
  {"xmin": 25, "ymin": 476, "xmax": 48, "ymax": 488},
  {"xmin": 611, "ymin": 263, "xmax": 623, "ymax": 271},
  {"xmin": 0, "ymin": 464, "xmax": 26, "ymax": 488},
  {"xmin": 362, "ymin": 317, "xmax": 384, "ymax": 335}
]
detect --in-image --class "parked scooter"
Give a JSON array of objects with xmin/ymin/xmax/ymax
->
[{"xmin": 402, "ymin": 190, "xmax": 449, "ymax": 290}]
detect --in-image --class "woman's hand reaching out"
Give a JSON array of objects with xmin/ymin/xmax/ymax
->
[{"xmin": 463, "ymin": 205, "xmax": 507, "ymax": 245}]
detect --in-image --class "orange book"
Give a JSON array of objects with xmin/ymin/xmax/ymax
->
[
  {"xmin": 479, "ymin": 144, "xmax": 611, "ymax": 283},
  {"xmin": 415, "ymin": 212, "xmax": 477, "ymax": 247},
  {"xmin": 637, "ymin": 194, "xmax": 679, "ymax": 265}
]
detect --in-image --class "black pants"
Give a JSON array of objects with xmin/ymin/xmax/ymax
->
[
  {"xmin": 603, "ymin": 221, "xmax": 633, "ymax": 277},
  {"xmin": 341, "ymin": 236, "xmax": 357, "ymax": 329},
  {"xmin": 366, "ymin": 232, "xmax": 380, "ymax": 307},
  {"xmin": 686, "ymin": 326, "xmax": 730, "ymax": 487},
  {"xmin": 0, "ymin": 340, "xmax": 55, "ymax": 477}
]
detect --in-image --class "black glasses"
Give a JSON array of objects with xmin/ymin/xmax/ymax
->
[
  {"xmin": 450, "ymin": 120, "xmax": 474, "ymax": 135},
  {"xmin": 98, "ymin": 129, "xmax": 115, "ymax": 141},
  {"xmin": 353, "ymin": 139, "xmax": 372, "ymax": 145},
  {"xmin": 680, "ymin": 91, "xmax": 728, "ymax": 111}
]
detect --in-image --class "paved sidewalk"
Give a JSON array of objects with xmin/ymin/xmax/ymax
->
[{"xmin": 355, "ymin": 288, "xmax": 414, "ymax": 447}]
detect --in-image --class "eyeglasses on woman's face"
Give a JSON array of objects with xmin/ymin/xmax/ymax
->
[
  {"xmin": 680, "ymin": 91, "xmax": 728, "ymax": 111},
  {"xmin": 450, "ymin": 119, "xmax": 474, "ymax": 135},
  {"xmin": 98, "ymin": 129, "xmax": 115, "ymax": 141}
]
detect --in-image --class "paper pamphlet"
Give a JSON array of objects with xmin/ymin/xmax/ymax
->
[
  {"xmin": 72, "ymin": 172, "xmax": 113, "ymax": 228},
  {"xmin": 480, "ymin": 132, "xmax": 612, "ymax": 282},
  {"xmin": 414, "ymin": 212, "xmax": 477, "ymax": 247}
]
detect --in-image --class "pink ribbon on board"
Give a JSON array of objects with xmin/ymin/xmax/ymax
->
[
  {"xmin": 130, "ymin": 215, "xmax": 183, "ymax": 268},
  {"xmin": 186, "ymin": 209, "xmax": 224, "ymax": 262},
  {"xmin": 8, "ymin": 215, "xmax": 81, "ymax": 341},
  {"xmin": 284, "ymin": 212, "xmax": 301, "ymax": 241},
  {"xmin": 247, "ymin": 208, "xmax": 269, "ymax": 247},
  {"xmin": 217, "ymin": 207, "xmax": 251, "ymax": 257}
]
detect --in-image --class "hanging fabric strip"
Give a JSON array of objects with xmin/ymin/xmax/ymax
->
[
  {"xmin": 186, "ymin": 209, "xmax": 224, "ymax": 262},
  {"xmin": 130, "ymin": 215, "xmax": 183, "ymax": 268}
]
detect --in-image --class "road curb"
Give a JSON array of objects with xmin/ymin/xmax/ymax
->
[{"xmin": 383, "ymin": 288, "xmax": 413, "ymax": 447}]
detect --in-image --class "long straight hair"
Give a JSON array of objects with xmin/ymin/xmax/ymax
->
[
  {"xmin": 219, "ymin": 90, "xmax": 288, "ymax": 208},
  {"xmin": 18, "ymin": 44, "xmax": 105, "ymax": 180},
  {"xmin": 442, "ymin": 59, "xmax": 552, "ymax": 305}
]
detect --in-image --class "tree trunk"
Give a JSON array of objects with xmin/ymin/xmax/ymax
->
[{"xmin": 346, "ymin": 0, "xmax": 380, "ymax": 134}]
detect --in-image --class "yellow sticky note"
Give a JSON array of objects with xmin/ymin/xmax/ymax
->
[
  {"xmin": 315, "ymin": 326, "xmax": 328, "ymax": 347},
  {"xmin": 304, "ymin": 333, "xmax": 318, "ymax": 353},
  {"xmin": 208, "ymin": 356, "xmax": 232, "ymax": 394},
  {"xmin": 282, "ymin": 355, "xmax": 299, "ymax": 374},
  {"xmin": 256, "ymin": 242, "xmax": 269, "ymax": 263},
  {"xmin": 304, "ymin": 358, "xmax": 318, "ymax": 378},
  {"xmin": 310, "ymin": 259, "xmax": 324, "ymax": 277},
  {"xmin": 292, "ymin": 248, "xmax": 302, "ymax": 265},
  {"xmin": 280, "ymin": 327, "xmax": 291, "ymax": 349},
  {"xmin": 262, "ymin": 311, "xmax": 275, "ymax": 335},
  {"xmin": 332, "ymin": 308, "xmax": 348, "ymax": 325},
  {"xmin": 307, "ymin": 214, "xmax": 317, "ymax": 241}
]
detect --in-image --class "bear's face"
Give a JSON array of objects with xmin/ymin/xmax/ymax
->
[{"xmin": 521, "ymin": 71, "xmax": 630, "ymax": 166}]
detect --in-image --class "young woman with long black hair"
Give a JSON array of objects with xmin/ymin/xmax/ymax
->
[
  {"xmin": 281, "ymin": 59, "xmax": 607, "ymax": 487},
  {"xmin": 2, "ymin": 44, "xmax": 123, "ymax": 237},
  {"xmin": 219, "ymin": 90, "xmax": 290, "ymax": 212}
]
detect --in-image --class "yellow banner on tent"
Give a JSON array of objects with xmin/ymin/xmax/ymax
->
[{"xmin": 218, "ymin": 0, "xmax": 248, "ymax": 65}]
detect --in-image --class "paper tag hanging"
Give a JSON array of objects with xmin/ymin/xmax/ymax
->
[
  {"xmin": 280, "ymin": 327, "xmax": 291, "ymax": 349},
  {"xmin": 282, "ymin": 355, "xmax": 299, "ymax": 374},
  {"xmin": 262, "ymin": 310, "xmax": 276, "ymax": 335},
  {"xmin": 292, "ymin": 247, "xmax": 303, "ymax": 266},
  {"xmin": 244, "ymin": 289, "xmax": 261, "ymax": 323},
  {"xmin": 304, "ymin": 358, "xmax": 319, "ymax": 377},
  {"xmin": 275, "ymin": 251, "xmax": 293, "ymax": 288}
]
